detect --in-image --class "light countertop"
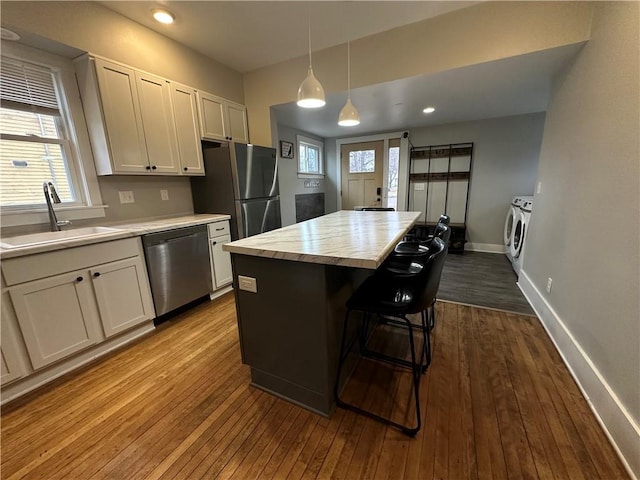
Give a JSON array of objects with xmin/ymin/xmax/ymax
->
[
  {"xmin": 0, "ymin": 214, "xmax": 230, "ymax": 259},
  {"xmin": 223, "ymin": 210, "xmax": 421, "ymax": 269}
]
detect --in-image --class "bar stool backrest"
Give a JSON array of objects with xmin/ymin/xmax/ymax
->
[
  {"xmin": 432, "ymin": 222, "xmax": 451, "ymax": 245},
  {"xmin": 410, "ymin": 237, "xmax": 448, "ymax": 314},
  {"xmin": 438, "ymin": 214, "xmax": 450, "ymax": 225}
]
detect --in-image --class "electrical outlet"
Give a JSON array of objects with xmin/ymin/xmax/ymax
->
[
  {"xmin": 546, "ymin": 277, "xmax": 553, "ymax": 294},
  {"xmin": 238, "ymin": 275, "xmax": 257, "ymax": 293},
  {"xmin": 160, "ymin": 189, "xmax": 169, "ymax": 201},
  {"xmin": 536, "ymin": 181, "xmax": 542, "ymax": 194},
  {"xmin": 118, "ymin": 191, "xmax": 135, "ymax": 204}
]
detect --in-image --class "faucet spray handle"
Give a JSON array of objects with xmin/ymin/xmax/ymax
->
[{"xmin": 48, "ymin": 182, "xmax": 62, "ymax": 203}]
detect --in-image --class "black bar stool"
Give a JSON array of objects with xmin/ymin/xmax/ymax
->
[{"xmin": 334, "ymin": 237, "xmax": 448, "ymax": 436}]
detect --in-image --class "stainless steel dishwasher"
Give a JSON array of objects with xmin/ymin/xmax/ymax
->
[{"xmin": 142, "ymin": 225, "xmax": 212, "ymax": 316}]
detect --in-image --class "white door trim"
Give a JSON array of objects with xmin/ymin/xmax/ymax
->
[{"xmin": 335, "ymin": 131, "xmax": 408, "ymax": 211}]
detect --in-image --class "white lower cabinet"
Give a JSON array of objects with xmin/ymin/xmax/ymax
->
[
  {"xmin": 1, "ymin": 291, "xmax": 28, "ymax": 385},
  {"xmin": 90, "ymin": 257, "xmax": 155, "ymax": 338},
  {"xmin": 10, "ymin": 269, "xmax": 103, "ymax": 370},
  {"xmin": 208, "ymin": 221, "xmax": 233, "ymax": 290},
  {"xmin": 2, "ymin": 238, "xmax": 155, "ymax": 373}
]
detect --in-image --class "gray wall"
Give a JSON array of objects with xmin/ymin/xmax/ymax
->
[
  {"xmin": 409, "ymin": 113, "xmax": 545, "ymax": 248},
  {"xmin": 276, "ymin": 125, "xmax": 326, "ymax": 226},
  {"xmin": 97, "ymin": 176, "xmax": 194, "ymax": 223},
  {"xmin": 324, "ymin": 113, "xmax": 545, "ymax": 249},
  {"xmin": 525, "ymin": 1, "xmax": 639, "ymax": 429}
]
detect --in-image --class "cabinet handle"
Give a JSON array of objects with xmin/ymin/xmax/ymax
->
[
  {"xmin": 93, "ymin": 272, "xmax": 101, "ymax": 278},
  {"xmin": 212, "ymin": 241, "xmax": 217, "ymax": 246},
  {"xmin": 151, "ymin": 165, "xmax": 157, "ymax": 170},
  {"xmin": 76, "ymin": 276, "xmax": 83, "ymax": 282},
  {"xmin": 215, "ymin": 227, "xmax": 224, "ymax": 231},
  {"xmin": 184, "ymin": 167, "xmax": 188, "ymax": 171},
  {"xmin": 146, "ymin": 165, "xmax": 151, "ymax": 170}
]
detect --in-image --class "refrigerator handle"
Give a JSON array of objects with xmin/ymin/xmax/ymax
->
[{"xmin": 268, "ymin": 156, "xmax": 279, "ymax": 197}]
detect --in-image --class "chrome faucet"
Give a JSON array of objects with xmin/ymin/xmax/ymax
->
[{"xmin": 43, "ymin": 182, "xmax": 71, "ymax": 232}]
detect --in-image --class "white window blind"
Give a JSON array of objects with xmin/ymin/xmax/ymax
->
[{"xmin": 0, "ymin": 57, "xmax": 60, "ymax": 116}]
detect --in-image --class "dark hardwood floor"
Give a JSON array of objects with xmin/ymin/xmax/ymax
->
[
  {"xmin": 0, "ymin": 293, "xmax": 628, "ymax": 479},
  {"xmin": 439, "ymin": 251, "xmax": 535, "ymax": 315}
]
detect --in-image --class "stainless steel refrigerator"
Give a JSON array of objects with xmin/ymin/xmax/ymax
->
[{"xmin": 191, "ymin": 142, "xmax": 281, "ymax": 240}]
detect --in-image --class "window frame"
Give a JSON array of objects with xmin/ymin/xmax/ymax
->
[
  {"xmin": 296, "ymin": 134, "xmax": 324, "ymax": 178},
  {"xmin": 0, "ymin": 43, "xmax": 105, "ymax": 228}
]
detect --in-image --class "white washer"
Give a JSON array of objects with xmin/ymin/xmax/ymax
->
[
  {"xmin": 510, "ymin": 199, "xmax": 533, "ymax": 277},
  {"xmin": 504, "ymin": 196, "xmax": 532, "ymax": 263}
]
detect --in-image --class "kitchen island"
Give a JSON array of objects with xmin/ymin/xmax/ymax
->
[{"xmin": 223, "ymin": 210, "xmax": 421, "ymax": 415}]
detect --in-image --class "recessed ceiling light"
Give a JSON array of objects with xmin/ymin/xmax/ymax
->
[
  {"xmin": 422, "ymin": 107, "xmax": 436, "ymax": 114},
  {"xmin": 152, "ymin": 9, "xmax": 175, "ymax": 24}
]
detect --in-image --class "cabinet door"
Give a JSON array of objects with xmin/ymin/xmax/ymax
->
[
  {"xmin": 226, "ymin": 102, "xmax": 249, "ymax": 144},
  {"xmin": 1, "ymin": 292, "xmax": 28, "ymax": 385},
  {"xmin": 171, "ymin": 84, "xmax": 204, "ymax": 175},
  {"xmin": 197, "ymin": 91, "xmax": 227, "ymax": 141},
  {"xmin": 90, "ymin": 257, "xmax": 155, "ymax": 338},
  {"xmin": 135, "ymin": 72, "xmax": 180, "ymax": 174},
  {"xmin": 94, "ymin": 59, "xmax": 149, "ymax": 173},
  {"xmin": 9, "ymin": 271, "xmax": 102, "ymax": 370},
  {"xmin": 210, "ymin": 234, "xmax": 233, "ymax": 289}
]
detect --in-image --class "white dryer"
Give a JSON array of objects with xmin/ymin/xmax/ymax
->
[
  {"xmin": 510, "ymin": 199, "xmax": 533, "ymax": 277},
  {"xmin": 504, "ymin": 196, "xmax": 532, "ymax": 263}
]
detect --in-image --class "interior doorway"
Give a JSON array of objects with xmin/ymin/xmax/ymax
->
[{"xmin": 340, "ymin": 140, "xmax": 384, "ymax": 210}]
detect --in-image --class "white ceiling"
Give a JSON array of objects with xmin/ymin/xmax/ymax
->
[
  {"xmin": 98, "ymin": 1, "xmax": 583, "ymax": 139},
  {"xmin": 99, "ymin": 1, "xmax": 477, "ymax": 73}
]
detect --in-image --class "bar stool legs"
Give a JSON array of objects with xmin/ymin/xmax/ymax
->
[{"xmin": 334, "ymin": 309, "xmax": 425, "ymax": 437}]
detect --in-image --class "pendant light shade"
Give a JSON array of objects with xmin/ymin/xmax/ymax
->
[
  {"xmin": 338, "ymin": 98, "xmax": 360, "ymax": 126},
  {"xmin": 338, "ymin": 39, "xmax": 360, "ymax": 126},
  {"xmin": 297, "ymin": 18, "xmax": 325, "ymax": 109},
  {"xmin": 297, "ymin": 66, "xmax": 325, "ymax": 108}
]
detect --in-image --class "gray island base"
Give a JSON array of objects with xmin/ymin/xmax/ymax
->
[{"xmin": 224, "ymin": 210, "xmax": 421, "ymax": 416}]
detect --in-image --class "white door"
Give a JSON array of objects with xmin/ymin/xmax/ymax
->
[
  {"xmin": 94, "ymin": 59, "xmax": 149, "ymax": 173},
  {"xmin": 210, "ymin": 235, "xmax": 233, "ymax": 289},
  {"xmin": 135, "ymin": 72, "xmax": 180, "ymax": 174},
  {"xmin": 341, "ymin": 141, "xmax": 384, "ymax": 210},
  {"xmin": 171, "ymin": 84, "xmax": 205, "ymax": 175},
  {"xmin": 10, "ymin": 270, "xmax": 102, "ymax": 369},
  {"xmin": 90, "ymin": 257, "xmax": 155, "ymax": 338}
]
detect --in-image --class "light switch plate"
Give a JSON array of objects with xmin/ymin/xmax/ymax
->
[
  {"xmin": 118, "ymin": 191, "xmax": 135, "ymax": 204},
  {"xmin": 238, "ymin": 275, "xmax": 257, "ymax": 293},
  {"xmin": 161, "ymin": 189, "xmax": 169, "ymax": 201}
]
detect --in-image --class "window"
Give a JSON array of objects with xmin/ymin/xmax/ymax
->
[
  {"xmin": 297, "ymin": 135, "xmax": 324, "ymax": 176},
  {"xmin": 0, "ymin": 58, "xmax": 77, "ymax": 206},
  {"xmin": 387, "ymin": 140, "xmax": 400, "ymax": 210},
  {"xmin": 348, "ymin": 149, "xmax": 375, "ymax": 173},
  {"xmin": 0, "ymin": 44, "xmax": 104, "ymax": 226}
]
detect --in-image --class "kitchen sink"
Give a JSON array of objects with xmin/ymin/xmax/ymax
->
[{"xmin": 0, "ymin": 227, "xmax": 123, "ymax": 249}]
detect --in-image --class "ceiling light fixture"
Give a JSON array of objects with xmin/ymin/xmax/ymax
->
[
  {"xmin": 423, "ymin": 106, "xmax": 436, "ymax": 114},
  {"xmin": 297, "ymin": 16, "xmax": 325, "ymax": 109},
  {"xmin": 152, "ymin": 9, "xmax": 175, "ymax": 24},
  {"xmin": 1, "ymin": 27, "xmax": 20, "ymax": 41},
  {"xmin": 338, "ymin": 39, "xmax": 360, "ymax": 127}
]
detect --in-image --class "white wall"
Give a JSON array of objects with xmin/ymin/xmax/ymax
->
[
  {"xmin": 521, "ymin": 3, "xmax": 640, "ymax": 477},
  {"xmin": 276, "ymin": 125, "xmax": 326, "ymax": 226}
]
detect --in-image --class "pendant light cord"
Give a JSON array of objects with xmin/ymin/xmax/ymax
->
[
  {"xmin": 347, "ymin": 40, "xmax": 351, "ymax": 99},
  {"xmin": 307, "ymin": 13, "xmax": 312, "ymax": 68}
]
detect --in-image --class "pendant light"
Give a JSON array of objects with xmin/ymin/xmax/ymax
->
[
  {"xmin": 297, "ymin": 17, "xmax": 325, "ymax": 108},
  {"xmin": 338, "ymin": 39, "xmax": 360, "ymax": 126}
]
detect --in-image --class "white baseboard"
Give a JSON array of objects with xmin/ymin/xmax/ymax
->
[
  {"xmin": 466, "ymin": 242, "xmax": 506, "ymax": 253},
  {"xmin": 518, "ymin": 270, "xmax": 640, "ymax": 480}
]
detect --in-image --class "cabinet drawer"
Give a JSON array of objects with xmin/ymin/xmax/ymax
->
[
  {"xmin": 2, "ymin": 238, "xmax": 141, "ymax": 286},
  {"xmin": 208, "ymin": 221, "xmax": 230, "ymax": 238}
]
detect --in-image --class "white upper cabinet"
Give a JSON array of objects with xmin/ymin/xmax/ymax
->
[
  {"xmin": 92, "ymin": 59, "xmax": 149, "ymax": 173},
  {"xmin": 171, "ymin": 83, "xmax": 205, "ymax": 175},
  {"xmin": 197, "ymin": 91, "xmax": 249, "ymax": 144},
  {"xmin": 134, "ymin": 71, "xmax": 181, "ymax": 174},
  {"xmin": 76, "ymin": 55, "xmax": 216, "ymax": 176}
]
